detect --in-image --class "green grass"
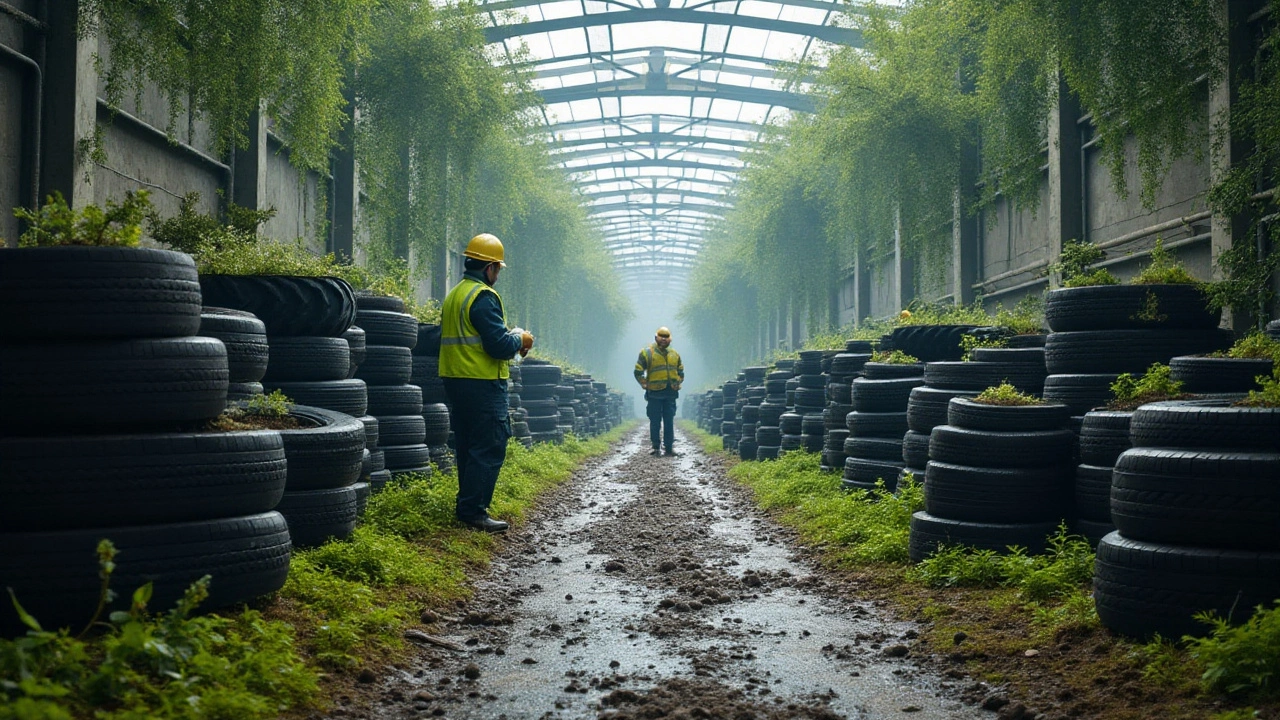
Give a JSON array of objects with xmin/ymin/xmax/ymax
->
[{"xmin": 0, "ymin": 423, "xmax": 636, "ymax": 718}]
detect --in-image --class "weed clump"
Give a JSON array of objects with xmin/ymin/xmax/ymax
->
[
  {"xmin": 871, "ymin": 350, "xmax": 920, "ymax": 365},
  {"xmin": 1237, "ymin": 366, "xmax": 1280, "ymax": 408},
  {"xmin": 1108, "ymin": 363, "xmax": 1191, "ymax": 411},
  {"xmin": 973, "ymin": 383, "xmax": 1043, "ymax": 406},
  {"xmin": 1054, "ymin": 240, "xmax": 1120, "ymax": 288},
  {"xmin": 1133, "ymin": 237, "xmax": 1199, "ymax": 285}
]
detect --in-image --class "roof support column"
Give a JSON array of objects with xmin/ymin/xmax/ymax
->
[
  {"xmin": 894, "ymin": 205, "xmax": 914, "ymax": 310},
  {"xmin": 1047, "ymin": 70, "xmax": 1083, "ymax": 292},
  {"xmin": 40, "ymin": 0, "xmax": 95, "ymax": 208}
]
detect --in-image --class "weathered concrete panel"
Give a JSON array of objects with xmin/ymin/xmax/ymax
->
[
  {"xmin": 980, "ymin": 173, "xmax": 1053, "ymax": 285},
  {"xmin": 869, "ymin": 254, "xmax": 896, "ymax": 319},
  {"xmin": 0, "ymin": 61, "xmax": 23, "ymax": 245},
  {"xmin": 94, "ymin": 119, "xmax": 223, "ymax": 221},
  {"xmin": 262, "ymin": 134, "xmax": 324, "ymax": 252}
]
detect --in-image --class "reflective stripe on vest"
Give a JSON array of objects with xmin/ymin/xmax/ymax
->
[
  {"xmin": 439, "ymin": 277, "xmax": 509, "ymax": 380},
  {"xmin": 640, "ymin": 344, "xmax": 681, "ymax": 391}
]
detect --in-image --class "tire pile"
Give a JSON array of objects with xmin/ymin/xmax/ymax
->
[
  {"xmin": 199, "ymin": 307, "xmax": 268, "ymax": 401},
  {"xmin": 1095, "ymin": 399, "xmax": 1280, "ymax": 639},
  {"xmin": 1072, "ymin": 409, "xmax": 1132, "ymax": 545},
  {"xmin": 521, "ymin": 359, "xmax": 565, "ymax": 444},
  {"xmin": 555, "ymin": 380, "xmax": 578, "ymax": 439},
  {"xmin": 410, "ymin": 323, "xmax": 457, "ymax": 473},
  {"xmin": 1, "ymin": 249, "xmax": 291, "ymax": 633},
  {"xmin": 1042, "ymin": 284, "xmax": 1229, "ymax": 422},
  {"xmin": 202, "ymin": 274, "xmax": 367, "ymax": 548},
  {"xmin": 735, "ymin": 367, "xmax": 766, "ymax": 460},
  {"xmin": 793, "ymin": 351, "xmax": 827, "ymax": 454},
  {"xmin": 842, "ymin": 360, "xmax": 923, "ymax": 492},
  {"xmin": 354, "ymin": 295, "xmax": 431, "ymax": 480},
  {"xmin": 909, "ymin": 397, "xmax": 1075, "ymax": 561},
  {"xmin": 821, "ymin": 342, "xmax": 872, "ymax": 472},
  {"xmin": 755, "ymin": 370, "xmax": 789, "ymax": 460},
  {"xmin": 509, "ymin": 364, "xmax": 533, "ymax": 448}
]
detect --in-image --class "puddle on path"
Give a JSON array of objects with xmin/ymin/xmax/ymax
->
[{"xmin": 345, "ymin": 428, "xmax": 984, "ymax": 720}]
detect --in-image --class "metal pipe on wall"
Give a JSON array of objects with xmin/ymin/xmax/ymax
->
[{"xmin": 0, "ymin": 38, "xmax": 43, "ymax": 213}]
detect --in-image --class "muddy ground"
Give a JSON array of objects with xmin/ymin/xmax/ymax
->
[{"xmin": 314, "ymin": 426, "xmax": 1255, "ymax": 720}]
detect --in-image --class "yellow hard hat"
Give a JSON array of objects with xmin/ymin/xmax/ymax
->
[
  {"xmin": 656, "ymin": 326, "xmax": 671, "ymax": 338},
  {"xmin": 464, "ymin": 233, "xmax": 506, "ymax": 267}
]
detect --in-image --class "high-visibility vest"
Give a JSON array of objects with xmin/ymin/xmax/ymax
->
[
  {"xmin": 636, "ymin": 344, "xmax": 682, "ymax": 391},
  {"xmin": 439, "ymin": 277, "xmax": 509, "ymax": 380}
]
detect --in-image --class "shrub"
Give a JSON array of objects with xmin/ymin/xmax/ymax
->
[
  {"xmin": 15, "ymin": 191, "xmax": 151, "ymax": 248},
  {"xmin": 1053, "ymin": 240, "xmax": 1120, "ymax": 287},
  {"xmin": 1212, "ymin": 332, "xmax": 1280, "ymax": 363},
  {"xmin": 1133, "ymin": 237, "xmax": 1200, "ymax": 285},
  {"xmin": 973, "ymin": 383, "xmax": 1043, "ymax": 406},
  {"xmin": 871, "ymin": 350, "xmax": 920, "ymax": 364},
  {"xmin": 1108, "ymin": 363, "xmax": 1189, "ymax": 410},
  {"xmin": 911, "ymin": 525, "xmax": 1094, "ymax": 603},
  {"xmin": 1237, "ymin": 366, "xmax": 1280, "ymax": 408},
  {"xmin": 1186, "ymin": 601, "xmax": 1280, "ymax": 696},
  {"xmin": 993, "ymin": 295, "xmax": 1045, "ymax": 335},
  {"xmin": 960, "ymin": 333, "xmax": 1008, "ymax": 360}
]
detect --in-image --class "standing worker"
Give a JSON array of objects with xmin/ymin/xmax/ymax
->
[
  {"xmin": 634, "ymin": 326, "xmax": 684, "ymax": 456},
  {"xmin": 439, "ymin": 233, "xmax": 534, "ymax": 533}
]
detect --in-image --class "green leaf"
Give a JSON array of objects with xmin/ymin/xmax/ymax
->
[{"xmin": 7, "ymin": 588, "xmax": 42, "ymax": 632}]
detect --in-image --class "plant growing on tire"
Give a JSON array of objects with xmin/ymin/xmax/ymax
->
[
  {"xmin": 1051, "ymin": 240, "xmax": 1119, "ymax": 288},
  {"xmin": 973, "ymin": 383, "xmax": 1043, "ymax": 406},
  {"xmin": 1108, "ymin": 363, "xmax": 1191, "ymax": 411},
  {"xmin": 14, "ymin": 190, "xmax": 152, "ymax": 247},
  {"xmin": 871, "ymin": 350, "xmax": 919, "ymax": 364}
]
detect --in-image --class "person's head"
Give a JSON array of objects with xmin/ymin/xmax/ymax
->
[
  {"xmin": 655, "ymin": 326, "xmax": 672, "ymax": 348},
  {"xmin": 463, "ymin": 233, "xmax": 506, "ymax": 285}
]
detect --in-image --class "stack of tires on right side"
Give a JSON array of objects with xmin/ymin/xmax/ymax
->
[
  {"xmin": 1094, "ymin": 399, "xmax": 1280, "ymax": 639},
  {"xmin": 521, "ymin": 360, "xmax": 564, "ymax": 444}
]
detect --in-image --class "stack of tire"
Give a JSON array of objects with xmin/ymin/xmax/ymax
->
[
  {"xmin": 509, "ymin": 364, "xmax": 533, "ymax": 448},
  {"xmin": 1094, "ymin": 399, "xmax": 1280, "ymax": 639},
  {"xmin": 593, "ymin": 382, "xmax": 612, "ymax": 433},
  {"xmin": 822, "ymin": 351, "xmax": 869, "ymax": 472},
  {"xmin": 843, "ymin": 360, "xmax": 924, "ymax": 492},
  {"xmin": 1043, "ymin": 284, "xmax": 1228, "ymax": 424},
  {"xmin": 755, "ymin": 369, "xmax": 790, "ymax": 460},
  {"xmin": 1072, "ymin": 409, "xmax": 1132, "ymax": 546},
  {"xmin": 354, "ymin": 299, "xmax": 429, "ymax": 479},
  {"xmin": 720, "ymin": 382, "xmax": 740, "ymax": 452},
  {"xmin": 201, "ymin": 273, "xmax": 366, "ymax": 547},
  {"xmin": 909, "ymin": 397, "xmax": 1075, "ymax": 561},
  {"xmin": 1170, "ymin": 352, "xmax": 1274, "ymax": 395},
  {"xmin": 573, "ymin": 377, "xmax": 594, "ymax": 435},
  {"xmin": 737, "ymin": 367, "xmax": 767, "ymax": 460},
  {"xmin": 199, "ymin": 308, "xmax": 269, "ymax": 400},
  {"xmin": 410, "ymin": 324, "xmax": 455, "ymax": 471},
  {"xmin": 793, "ymin": 352, "xmax": 826, "ymax": 453},
  {"xmin": 1, "ymin": 249, "xmax": 291, "ymax": 633},
  {"xmin": 554, "ymin": 381, "xmax": 577, "ymax": 439},
  {"xmin": 522, "ymin": 360, "xmax": 564, "ymax": 444},
  {"xmin": 706, "ymin": 389, "xmax": 725, "ymax": 441}
]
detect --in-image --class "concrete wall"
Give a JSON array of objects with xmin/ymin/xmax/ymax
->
[{"xmin": 0, "ymin": 0, "xmax": 40, "ymax": 246}]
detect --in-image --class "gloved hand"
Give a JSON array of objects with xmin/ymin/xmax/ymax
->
[
  {"xmin": 519, "ymin": 331, "xmax": 534, "ymax": 357},
  {"xmin": 639, "ymin": 379, "xmax": 648, "ymax": 390}
]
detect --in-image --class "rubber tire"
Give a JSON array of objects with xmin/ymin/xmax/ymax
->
[
  {"xmin": 889, "ymin": 325, "xmax": 977, "ymax": 362},
  {"xmin": 413, "ymin": 324, "xmax": 442, "ymax": 357},
  {"xmin": 1042, "ymin": 374, "xmax": 1122, "ymax": 416},
  {"xmin": 852, "ymin": 377, "xmax": 926, "ymax": 412},
  {"xmin": 843, "ymin": 456, "xmax": 904, "ymax": 488},
  {"xmin": 200, "ymin": 307, "xmax": 269, "ymax": 383},
  {"xmin": 1130, "ymin": 399, "xmax": 1280, "ymax": 451},
  {"xmin": 358, "ymin": 415, "xmax": 380, "ymax": 450},
  {"xmin": 263, "ymin": 379, "xmax": 368, "ymax": 418},
  {"xmin": 907, "ymin": 387, "xmax": 978, "ymax": 433},
  {"xmin": 1170, "ymin": 355, "xmax": 1274, "ymax": 394},
  {"xmin": 0, "ymin": 512, "xmax": 291, "ymax": 636},
  {"xmin": 354, "ymin": 345, "xmax": 413, "ymax": 385},
  {"xmin": 1045, "ymin": 329, "xmax": 1231, "ymax": 375},
  {"xmin": 354, "ymin": 309, "xmax": 419, "ymax": 349},
  {"xmin": 377, "ymin": 414, "xmax": 426, "ymax": 446},
  {"xmin": 779, "ymin": 412, "xmax": 803, "ymax": 435},
  {"xmin": 863, "ymin": 362, "xmax": 926, "ymax": 380},
  {"xmin": 198, "ymin": 274, "xmax": 356, "ymax": 338},
  {"xmin": 929, "ymin": 425, "xmax": 1076, "ymax": 468},
  {"xmin": 756, "ymin": 426, "xmax": 782, "ymax": 446},
  {"xmin": 1078, "ymin": 410, "xmax": 1133, "ymax": 466},
  {"xmin": 354, "ymin": 292, "xmax": 406, "ymax": 313},
  {"xmin": 368, "ymin": 469, "xmax": 392, "ymax": 493},
  {"xmin": 262, "ymin": 336, "xmax": 351, "ymax": 382},
  {"xmin": 1045, "ymin": 284, "xmax": 1219, "ymax": 332},
  {"xmin": 923, "ymin": 462, "xmax": 1073, "ymax": 523},
  {"xmin": 908, "ymin": 511, "xmax": 1060, "ymax": 562},
  {"xmin": 382, "ymin": 443, "xmax": 431, "ymax": 471},
  {"xmin": 352, "ymin": 481, "xmax": 371, "ymax": 517},
  {"xmin": 902, "ymin": 430, "xmax": 931, "ymax": 467},
  {"xmin": 275, "ymin": 487, "xmax": 357, "ymax": 549},
  {"xmin": 228, "ymin": 381, "xmax": 264, "ymax": 401},
  {"xmin": 923, "ymin": 361, "xmax": 1046, "ymax": 394},
  {"xmin": 946, "ymin": 397, "xmax": 1070, "ymax": 432},
  {"xmin": 845, "ymin": 411, "xmax": 910, "ymax": 438},
  {"xmin": 1070, "ymin": 518, "xmax": 1115, "ymax": 548},
  {"xmin": 278, "ymin": 404, "xmax": 366, "ymax": 491},
  {"xmin": 524, "ymin": 399, "xmax": 560, "ymax": 418},
  {"xmin": 1074, "ymin": 464, "xmax": 1114, "ymax": 522},
  {"xmin": 844, "ymin": 436, "xmax": 905, "ymax": 462},
  {"xmin": 1, "ymin": 337, "xmax": 228, "ymax": 433},
  {"xmin": 0, "ymin": 430, "xmax": 286, "ymax": 531},
  {"xmin": 343, "ymin": 326, "xmax": 366, "ymax": 376},
  {"xmin": 1111, "ymin": 448, "xmax": 1280, "ymax": 549},
  {"xmin": 756, "ymin": 445, "xmax": 780, "ymax": 461},
  {"xmin": 521, "ymin": 364, "xmax": 563, "ymax": 386},
  {"xmin": 969, "ymin": 347, "xmax": 1046, "ymax": 365},
  {"xmin": 1093, "ymin": 532, "xmax": 1280, "ymax": 639},
  {"xmin": 2, "ymin": 246, "xmax": 201, "ymax": 341}
]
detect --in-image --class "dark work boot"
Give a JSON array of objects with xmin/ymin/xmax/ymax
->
[
  {"xmin": 459, "ymin": 515, "xmax": 509, "ymax": 533},
  {"xmin": 650, "ymin": 447, "xmax": 661, "ymax": 456}
]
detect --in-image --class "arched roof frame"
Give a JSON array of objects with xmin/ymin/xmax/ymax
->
[{"xmin": 482, "ymin": 0, "xmax": 873, "ymax": 286}]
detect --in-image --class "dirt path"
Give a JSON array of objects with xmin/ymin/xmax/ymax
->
[{"xmin": 332, "ymin": 428, "xmax": 992, "ymax": 719}]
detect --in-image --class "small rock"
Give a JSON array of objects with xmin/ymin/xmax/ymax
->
[
  {"xmin": 604, "ymin": 560, "xmax": 626, "ymax": 572},
  {"xmin": 953, "ymin": 631, "xmax": 968, "ymax": 645},
  {"xmin": 901, "ymin": 706, "xmax": 922, "ymax": 713},
  {"xmin": 883, "ymin": 644, "xmax": 910, "ymax": 658},
  {"xmin": 463, "ymin": 663, "xmax": 481, "ymax": 680},
  {"xmin": 413, "ymin": 690, "xmax": 437, "ymax": 702},
  {"xmin": 521, "ymin": 658, "xmax": 538, "ymax": 665},
  {"xmin": 420, "ymin": 610, "xmax": 439, "ymax": 624},
  {"xmin": 550, "ymin": 556, "xmax": 562, "ymax": 564},
  {"xmin": 997, "ymin": 702, "xmax": 1029, "ymax": 720},
  {"xmin": 1024, "ymin": 649, "xmax": 1040, "ymax": 657},
  {"xmin": 609, "ymin": 660, "xmax": 620, "ymax": 668},
  {"xmin": 565, "ymin": 594, "xmax": 574, "ymax": 601},
  {"xmin": 356, "ymin": 668, "xmax": 376, "ymax": 684},
  {"xmin": 742, "ymin": 575, "xmax": 763, "ymax": 588},
  {"xmin": 658, "ymin": 560, "xmax": 677, "ymax": 572},
  {"xmin": 981, "ymin": 693, "xmax": 1010, "ymax": 711}
]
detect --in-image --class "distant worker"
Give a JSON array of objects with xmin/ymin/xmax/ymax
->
[
  {"xmin": 634, "ymin": 326, "xmax": 684, "ymax": 457},
  {"xmin": 439, "ymin": 233, "xmax": 534, "ymax": 533}
]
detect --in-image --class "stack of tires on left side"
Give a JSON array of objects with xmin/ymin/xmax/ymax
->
[
  {"xmin": 843, "ymin": 360, "xmax": 923, "ymax": 492},
  {"xmin": 1, "ymin": 248, "xmax": 291, "ymax": 634},
  {"xmin": 354, "ymin": 296, "xmax": 431, "ymax": 479},
  {"xmin": 910, "ymin": 397, "xmax": 1075, "ymax": 561},
  {"xmin": 1093, "ymin": 399, "xmax": 1280, "ymax": 639},
  {"xmin": 200, "ymin": 273, "xmax": 366, "ymax": 548}
]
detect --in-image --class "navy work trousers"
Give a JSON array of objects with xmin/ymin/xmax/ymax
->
[
  {"xmin": 443, "ymin": 378, "xmax": 512, "ymax": 521},
  {"xmin": 645, "ymin": 394, "xmax": 677, "ymax": 451}
]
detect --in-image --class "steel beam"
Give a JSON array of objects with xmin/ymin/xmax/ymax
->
[
  {"xmin": 539, "ymin": 76, "xmax": 816, "ymax": 113},
  {"xmin": 546, "ymin": 113, "xmax": 764, "ymax": 136},
  {"xmin": 589, "ymin": 202, "xmax": 727, "ymax": 216},
  {"xmin": 553, "ymin": 132, "xmax": 752, "ymax": 151},
  {"xmin": 584, "ymin": 188, "xmax": 727, "ymax": 203},
  {"xmin": 485, "ymin": 8, "xmax": 862, "ymax": 46},
  {"xmin": 484, "ymin": 0, "xmax": 856, "ymax": 16},
  {"xmin": 571, "ymin": 158, "xmax": 740, "ymax": 175},
  {"xmin": 559, "ymin": 144, "xmax": 746, "ymax": 164}
]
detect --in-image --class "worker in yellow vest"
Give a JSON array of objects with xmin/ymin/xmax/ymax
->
[
  {"xmin": 634, "ymin": 326, "xmax": 684, "ymax": 456},
  {"xmin": 439, "ymin": 233, "xmax": 534, "ymax": 533}
]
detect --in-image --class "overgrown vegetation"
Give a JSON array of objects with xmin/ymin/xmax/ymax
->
[
  {"xmin": 871, "ymin": 350, "xmax": 921, "ymax": 365},
  {"xmin": 973, "ymin": 383, "xmax": 1042, "ymax": 406},
  {"xmin": 0, "ymin": 426, "xmax": 633, "ymax": 717},
  {"xmin": 911, "ymin": 527, "xmax": 1093, "ymax": 603},
  {"xmin": 14, "ymin": 191, "xmax": 151, "ymax": 248},
  {"xmin": 1132, "ymin": 238, "xmax": 1199, "ymax": 286},
  {"xmin": 1237, "ymin": 366, "xmax": 1280, "ymax": 408},
  {"xmin": 1053, "ymin": 240, "xmax": 1120, "ymax": 288},
  {"xmin": 1210, "ymin": 332, "xmax": 1280, "ymax": 363},
  {"xmin": 1108, "ymin": 362, "xmax": 1190, "ymax": 410}
]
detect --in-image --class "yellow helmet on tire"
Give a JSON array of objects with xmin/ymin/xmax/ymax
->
[{"xmin": 464, "ymin": 233, "xmax": 506, "ymax": 267}]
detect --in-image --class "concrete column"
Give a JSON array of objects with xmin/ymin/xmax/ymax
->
[
  {"xmin": 1047, "ymin": 71, "xmax": 1083, "ymax": 290},
  {"xmin": 231, "ymin": 106, "xmax": 268, "ymax": 212},
  {"xmin": 953, "ymin": 129, "xmax": 980, "ymax": 303},
  {"xmin": 893, "ymin": 206, "xmax": 914, "ymax": 310},
  {"xmin": 39, "ymin": 0, "xmax": 96, "ymax": 208},
  {"xmin": 330, "ymin": 99, "xmax": 357, "ymax": 261},
  {"xmin": 790, "ymin": 299, "xmax": 803, "ymax": 351}
]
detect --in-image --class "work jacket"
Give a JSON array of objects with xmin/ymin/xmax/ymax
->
[
  {"xmin": 634, "ymin": 343, "xmax": 684, "ymax": 394},
  {"xmin": 440, "ymin": 273, "xmax": 518, "ymax": 380}
]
